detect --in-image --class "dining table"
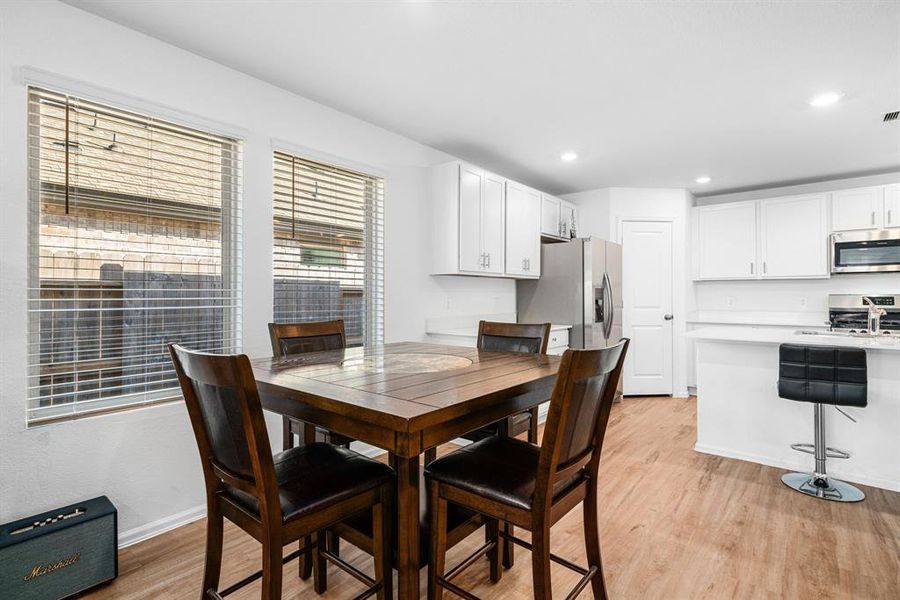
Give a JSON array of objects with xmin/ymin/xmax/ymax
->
[{"xmin": 251, "ymin": 341, "xmax": 561, "ymax": 599}]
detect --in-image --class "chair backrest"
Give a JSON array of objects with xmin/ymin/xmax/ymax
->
[
  {"xmin": 778, "ymin": 343, "xmax": 867, "ymax": 407},
  {"xmin": 268, "ymin": 320, "xmax": 347, "ymax": 357},
  {"xmin": 534, "ymin": 340, "xmax": 629, "ymax": 510},
  {"xmin": 168, "ymin": 344, "xmax": 281, "ymax": 522},
  {"xmin": 476, "ymin": 320, "xmax": 551, "ymax": 354}
]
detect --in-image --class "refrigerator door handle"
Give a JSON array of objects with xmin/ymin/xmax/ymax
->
[{"xmin": 603, "ymin": 272, "xmax": 614, "ymax": 340}]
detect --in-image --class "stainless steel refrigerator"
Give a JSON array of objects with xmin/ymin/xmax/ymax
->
[{"xmin": 516, "ymin": 238, "xmax": 623, "ymax": 396}]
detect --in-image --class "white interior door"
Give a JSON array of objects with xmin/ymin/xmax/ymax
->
[{"xmin": 621, "ymin": 220, "xmax": 674, "ymax": 395}]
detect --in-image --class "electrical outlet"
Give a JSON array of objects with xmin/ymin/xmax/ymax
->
[
  {"xmin": 799, "ymin": 297, "xmax": 807, "ymax": 307},
  {"xmin": 726, "ymin": 296, "xmax": 735, "ymax": 308}
]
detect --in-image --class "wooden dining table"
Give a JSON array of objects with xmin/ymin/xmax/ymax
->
[{"xmin": 251, "ymin": 341, "xmax": 561, "ymax": 599}]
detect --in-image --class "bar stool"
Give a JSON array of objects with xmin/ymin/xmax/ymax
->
[{"xmin": 778, "ymin": 343, "xmax": 867, "ymax": 502}]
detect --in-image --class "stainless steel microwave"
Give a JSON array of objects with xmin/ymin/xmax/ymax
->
[{"xmin": 831, "ymin": 230, "xmax": 900, "ymax": 273}]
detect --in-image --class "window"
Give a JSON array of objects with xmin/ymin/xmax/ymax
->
[
  {"xmin": 272, "ymin": 151, "xmax": 383, "ymax": 347},
  {"xmin": 27, "ymin": 87, "xmax": 242, "ymax": 424}
]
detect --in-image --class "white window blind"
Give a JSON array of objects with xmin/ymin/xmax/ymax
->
[
  {"xmin": 27, "ymin": 87, "xmax": 242, "ymax": 425},
  {"xmin": 272, "ymin": 151, "xmax": 384, "ymax": 347}
]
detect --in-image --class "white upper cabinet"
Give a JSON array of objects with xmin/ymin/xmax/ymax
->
[
  {"xmin": 540, "ymin": 194, "xmax": 561, "ymax": 237},
  {"xmin": 759, "ymin": 194, "xmax": 829, "ymax": 279},
  {"xmin": 832, "ymin": 186, "xmax": 884, "ymax": 231},
  {"xmin": 457, "ymin": 164, "xmax": 484, "ymax": 273},
  {"xmin": 505, "ymin": 181, "xmax": 541, "ymax": 278},
  {"xmin": 693, "ymin": 201, "xmax": 758, "ymax": 280},
  {"xmin": 481, "ymin": 173, "xmax": 506, "ymax": 274},
  {"xmin": 884, "ymin": 183, "xmax": 900, "ymax": 228},
  {"xmin": 540, "ymin": 194, "xmax": 577, "ymax": 239},
  {"xmin": 560, "ymin": 199, "xmax": 577, "ymax": 239},
  {"xmin": 431, "ymin": 161, "xmax": 505, "ymax": 276}
]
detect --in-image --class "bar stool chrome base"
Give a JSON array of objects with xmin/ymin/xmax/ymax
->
[{"xmin": 781, "ymin": 472, "xmax": 865, "ymax": 503}]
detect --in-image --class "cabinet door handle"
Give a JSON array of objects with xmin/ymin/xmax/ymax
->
[
  {"xmin": 763, "ymin": 261, "xmax": 767, "ymax": 275},
  {"xmin": 750, "ymin": 262, "xmax": 754, "ymax": 275},
  {"xmin": 480, "ymin": 253, "xmax": 485, "ymax": 268},
  {"xmin": 872, "ymin": 211, "xmax": 876, "ymax": 225},
  {"xmin": 486, "ymin": 253, "xmax": 490, "ymax": 268}
]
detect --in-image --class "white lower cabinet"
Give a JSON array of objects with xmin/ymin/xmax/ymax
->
[{"xmin": 759, "ymin": 194, "xmax": 829, "ymax": 278}]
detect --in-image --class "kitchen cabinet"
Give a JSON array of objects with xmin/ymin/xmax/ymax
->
[
  {"xmin": 540, "ymin": 194, "xmax": 577, "ymax": 240},
  {"xmin": 431, "ymin": 161, "xmax": 505, "ymax": 276},
  {"xmin": 560, "ymin": 199, "xmax": 577, "ymax": 239},
  {"xmin": 832, "ymin": 186, "xmax": 884, "ymax": 231},
  {"xmin": 884, "ymin": 184, "xmax": 900, "ymax": 228},
  {"xmin": 505, "ymin": 181, "xmax": 541, "ymax": 278},
  {"xmin": 693, "ymin": 201, "xmax": 758, "ymax": 279},
  {"xmin": 540, "ymin": 194, "xmax": 561, "ymax": 237},
  {"xmin": 759, "ymin": 194, "xmax": 829, "ymax": 278}
]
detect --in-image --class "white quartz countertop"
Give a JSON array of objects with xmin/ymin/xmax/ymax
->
[
  {"xmin": 687, "ymin": 326, "xmax": 900, "ymax": 351},
  {"xmin": 427, "ymin": 323, "xmax": 572, "ymax": 337},
  {"xmin": 686, "ymin": 311, "xmax": 828, "ymax": 328}
]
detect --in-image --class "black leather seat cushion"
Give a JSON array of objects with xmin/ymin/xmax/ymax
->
[
  {"xmin": 425, "ymin": 436, "xmax": 582, "ymax": 511},
  {"xmin": 222, "ymin": 443, "xmax": 393, "ymax": 523},
  {"xmin": 778, "ymin": 344, "xmax": 867, "ymax": 408}
]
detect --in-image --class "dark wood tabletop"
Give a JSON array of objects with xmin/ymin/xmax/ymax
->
[{"xmin": 251, "ymin": 341, "xmax": 561, "ymax": 599}]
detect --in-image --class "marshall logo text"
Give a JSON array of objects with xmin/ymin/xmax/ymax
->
[{"xmin": 23, "ymin": 552, "xmax": 81, "ymax": 581}]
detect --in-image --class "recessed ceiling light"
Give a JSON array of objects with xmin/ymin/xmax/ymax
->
[
  {"xmin": 560, "ymin": 152, "xmax": 578, "ymax": 162},
  {"xmin": 809, "ymin": 91, "xmax": 844, "ymax": 107},
  {"xmin": 695, "ymin": 176, "xmax": 711, "ymax": 184}
]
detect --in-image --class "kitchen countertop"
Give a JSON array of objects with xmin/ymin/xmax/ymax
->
[
  {"xmin": 687, "ymin": 326, "xmax": 900, "ymax": 351},
  {"xmin": 686, "ymin": 311, "xmax": 829, "ymax": 328}
]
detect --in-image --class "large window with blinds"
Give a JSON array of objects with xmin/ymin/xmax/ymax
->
[
  {"xmin": 272, "ymin": 152, "xmax": 383, "ymax": 347},
  {"xmin": 27, "ymin": 87, "xmax": 242, "ymax": 425}
]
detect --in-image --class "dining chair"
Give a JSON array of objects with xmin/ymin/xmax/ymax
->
[
  {"xmin": 268, "ymin": 320, "xmax": 354, "ymax": 451},
  {"xmin": 425, "ymin": 339, "xmax": 630, "ymax": 600},
  {"xmin": 423, "ymin": 320, "xmax": 550, "ymax": 569},
  {"xmin": 424, "ymin": 321, "xmax": 551, "ymax": 464},
  {"xmin": 169, "ymin": 344, "xmax": 394, "ymax": 600}
]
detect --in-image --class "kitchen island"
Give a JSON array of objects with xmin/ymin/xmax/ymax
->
[{"xmin": 687, "ymin": 326, "xmax": 900, "ymax": 492}]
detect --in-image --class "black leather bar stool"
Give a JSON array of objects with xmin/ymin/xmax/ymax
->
[{"xmin": 778, "ymin": 343, "xmax": 867, "ymax": 502}]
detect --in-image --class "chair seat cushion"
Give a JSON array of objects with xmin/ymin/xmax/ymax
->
[
  {"xmin": 223, "ymin": 443, "xmax": 393, "ymax": 523},
  {"xmin": 425, "ymin": 436, "xmax": 581, "ymax": 511}
]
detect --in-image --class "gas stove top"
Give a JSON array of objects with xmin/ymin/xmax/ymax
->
[{"xmin": 828, "ymin": 294, "xmax": 900, "ymax": 334}]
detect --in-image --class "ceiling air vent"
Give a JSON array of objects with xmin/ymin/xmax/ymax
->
[{"xmin": 884, "ymin": 111, "xmax": 899, "ymax": 122}]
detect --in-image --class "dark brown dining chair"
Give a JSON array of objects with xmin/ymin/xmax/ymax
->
[
  {"xmin": 425, "ymin": 339, "xmax": 630, "ymax": 600},
  {"xmin": 424, "ymin": 321, "xmax": 551, "ymax": 465},
  {"xmin": 268, "ymin": 320, "xmax": 353, "ymax": 451},
  {"xmin": 169, "ymin": 344, "xmax": 394, "ymax": 600}
]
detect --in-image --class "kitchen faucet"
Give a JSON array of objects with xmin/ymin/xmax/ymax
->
[{"xmin": 863, "ymin": 297, "xmax": 887, "ymax": 335}]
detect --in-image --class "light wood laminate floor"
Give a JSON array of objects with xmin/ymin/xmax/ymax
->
[{"xmin": 85, "ymin": 396, "xmax": 900, "ymax": 599}]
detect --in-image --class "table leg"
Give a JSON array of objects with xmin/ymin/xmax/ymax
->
[{"xmin": 395, "ymin": 454, "xmax": 421, "ymax": 599}]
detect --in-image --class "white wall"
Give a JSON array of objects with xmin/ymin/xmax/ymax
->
[
  {"xmin": 0, "ymin": 1, "xmax": 515, "ymax": 543},
  {"xmin": 564, "ymin": 187, "xmax": 694, "ymax": 397},
  {"xmin": 693, "ymin": 172, "xmax": 900, "ymax": 318}
]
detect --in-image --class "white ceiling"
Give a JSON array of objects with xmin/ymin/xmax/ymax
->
[{"xmin": 64, "ymin": 0, "xmax": 900, "ymax": 196}]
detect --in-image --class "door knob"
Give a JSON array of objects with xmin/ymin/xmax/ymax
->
[{"xmin": 664, "ymin": 314, "xmax": 674, "ymax": 320}]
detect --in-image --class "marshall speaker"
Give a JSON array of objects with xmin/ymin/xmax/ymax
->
[{"xmin": 0, "ymin": 496, "xmax": 117, "ymax": 599}]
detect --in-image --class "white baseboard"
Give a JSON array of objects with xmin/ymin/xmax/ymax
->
[
  {"xmin": 694, "ymin": 443, "xmax": 900, "ymax": 493},
  {"xmin": 119, "ymin": 503, "xmax": 206, "ymax": 548}
]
